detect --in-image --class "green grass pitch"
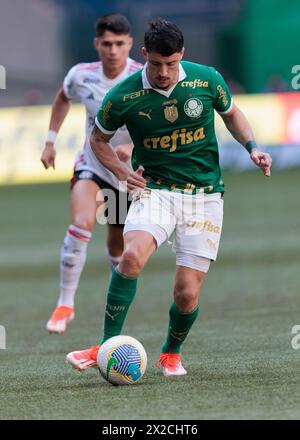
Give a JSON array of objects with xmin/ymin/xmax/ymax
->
[{"xmin": 0, "ymin": 169, "xmax": 300, "ymax": 420}]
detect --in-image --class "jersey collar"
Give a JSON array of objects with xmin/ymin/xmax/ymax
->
[
  {"xmin": 102, "ymin": 57, "xmax": 131, "ymax": 85},
  {"xmin": 142, "ymin": 62, "xmax": 186, "ymax": 98}
]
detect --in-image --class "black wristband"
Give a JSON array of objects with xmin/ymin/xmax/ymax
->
[{"xmin": 245, "ymin": 140, "xmax": 257, "ymax": 154}]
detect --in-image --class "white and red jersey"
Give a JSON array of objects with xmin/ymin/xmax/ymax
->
[{"xmin": 63, "ymin": 58, "xmax": 142, "ymax": 189}]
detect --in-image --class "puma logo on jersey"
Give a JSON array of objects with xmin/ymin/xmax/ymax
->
[{"xmin": 138, "ymin": 110, "xmax": 152, "ymax": 120}]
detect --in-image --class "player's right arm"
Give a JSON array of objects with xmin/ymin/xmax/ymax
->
[
  {"xmin": 91, "ymin": 87, "xmax": 146, "ymax": 191},
  {"xmin": 90, "ymin": 125, "xmax": 145, "ymax": 191},
  {"xmin": 41, "ymin": 64, "xmax": 82, "ymax": 169},
  {"xmin": 40, "ymin": 87, "xmax": 71, "ymax": 169}
]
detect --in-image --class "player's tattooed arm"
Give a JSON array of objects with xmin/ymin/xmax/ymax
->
[
  {"xmin": 90, "ymin": 124, "xmax": 129, "ymax": 180},
  {"xmin": 91, "ymin": 124, "xmax": 113, "ymax": 143},
  {"xmin": 90, "ymin": 125, "xmax": 146, "ymax": 190},
  {"xmin": 114, "ymin": 143, "xmax": 134, "ymax": 162}
]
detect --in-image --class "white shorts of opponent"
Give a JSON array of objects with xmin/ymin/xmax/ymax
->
[{"xmin": 124, "ymin": 188, "xmax": 224, "ymax": 273}]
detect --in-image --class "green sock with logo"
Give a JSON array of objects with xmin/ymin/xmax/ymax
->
[
  {"xmin": 161, "ymin": 302, "xmax": 200, "ymax": 354},
  {"xmin": 100, "ymin": 268, "xmax": 138, "ymax": 344}
]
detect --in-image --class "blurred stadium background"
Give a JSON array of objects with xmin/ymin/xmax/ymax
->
[{"xmin": 0, "ymin": 0, "xmax": 300, "ymax": 420}]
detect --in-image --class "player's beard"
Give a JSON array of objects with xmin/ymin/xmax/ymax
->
[{"xmin": 155, "ymin": 77, "xmax": 171, "ymax": 90}]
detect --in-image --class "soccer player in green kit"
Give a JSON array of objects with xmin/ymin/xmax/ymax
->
[{"xmin": 66, "ymin": 18, "xmax": 272, "ymax": 376}]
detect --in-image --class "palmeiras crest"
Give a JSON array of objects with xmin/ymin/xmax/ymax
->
[{"xmin": 164, "ymin": 105, "xmax": 178, "ymax": 122}]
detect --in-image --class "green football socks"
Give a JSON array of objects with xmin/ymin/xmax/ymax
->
[
  {"xmin": 162, "ymin": 302, "xmax": 200, "ymax": 354},
  {"xmin": 100, "ymin": 268, "xmax": 138, "ymax": 344}
]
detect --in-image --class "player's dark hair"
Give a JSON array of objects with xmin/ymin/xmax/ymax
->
[
  {"xmin": 144, "ymin": 17, "xmax": 184, "ymax": 56},
  {"xmin": 95, "ymin": 13, "xmax": 131, "ymax": 37}
]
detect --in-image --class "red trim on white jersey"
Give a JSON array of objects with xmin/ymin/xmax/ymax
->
[
  {"xmin": 129, "ymin": 61, "xmax": 143, "ymax": 74},
  {"xmin": 74, "ymin": 59, "xmax": 141, "ymax": 74},
  {"xmin": 76, "ymin": 61, "xmax": 103, "ymax": 71}
]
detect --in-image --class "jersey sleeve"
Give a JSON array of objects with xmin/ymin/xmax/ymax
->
[
  {"xmin": 62, "ymin": 65, "xmax": 79, "ymax": 100},
  {"xmin": 95, "ymin": 88, "xmax": 124, "ymax": 135},
  {"xmin": 209, "ymin": 67, "xmax": 233, "ymax": 114}
]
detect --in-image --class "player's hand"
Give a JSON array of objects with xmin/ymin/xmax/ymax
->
[
  {"xmin": 250, "ymin": 149, "xmax": 272, "ymax": 177},
  {"xmin": 41, "ymin": 143, "xmax": 56, "ymax": 169},
  {"xmin": 126, "ymin": 166, "xmax": 146, "ymax": 192},
  {"xmin": 115, "ymin": 143, "xmax": 133, "ymax": 162}
]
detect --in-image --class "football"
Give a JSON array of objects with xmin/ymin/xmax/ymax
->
[{"xmin": 97, "ymin": 335, "xmax": 147, "ymax": 385}]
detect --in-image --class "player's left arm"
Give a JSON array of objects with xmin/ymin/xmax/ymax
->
[
  {"xmin": 92, "ymin": 88, "xmax": 146, "ymax": 190},
  {"xmin": 220, "ymin": 103, "xmax": 272, "ymax": 177},
  {"xmin": 211, "ymin": 67, "xmax": 272, "ymax": 177}
]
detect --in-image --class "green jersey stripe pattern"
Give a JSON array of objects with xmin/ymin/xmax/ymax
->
[{"xmin": 96, "ymin": 61, "xmax": 232, "ymax": 194}]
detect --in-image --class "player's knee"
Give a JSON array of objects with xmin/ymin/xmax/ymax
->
[
  {"xmin": 120, "ymin": 248, "xmax": 144, "ymax": 276},
  {"xmin": 174, "ymin": 286, "xmax": 199, "ymax": 312},
  {"xmin": 72, "ymin": 216, "xmax": 94, "ymax": 232}
]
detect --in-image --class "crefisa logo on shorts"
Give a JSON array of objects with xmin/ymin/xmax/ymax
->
[{"xmin": 184, "ymin": 98, "xmax": 203, "ymax": 119}]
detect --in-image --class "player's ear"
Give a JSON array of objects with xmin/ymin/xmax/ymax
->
[
  {"xmin": 94, "ymin": 37, "xmax": 100, "ymax": 51},
  {"xmin": 142, "ymin": 47, "xmax": 148, "ymax": 61},
  {"xmin": 128, "ymin": 36, "xmax": 133, "ymax": 50},
  {"xmin": 180, "ymin": 48, "xmax": 185, "ymax": 59}
]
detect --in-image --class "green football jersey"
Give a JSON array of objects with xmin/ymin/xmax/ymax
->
[{"xmin": 96, "ymin": 61, "xmax": 232, "ymax": 194}]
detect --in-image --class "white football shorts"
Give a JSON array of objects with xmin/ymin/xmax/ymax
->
[{"xmin": 124, "ymin": 188, "xmax": 224, "ymax": 263}]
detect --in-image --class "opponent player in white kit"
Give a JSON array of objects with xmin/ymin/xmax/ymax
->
[{"xmin": 41, "ymin": 14, "xmax": 142, "ymax": 334}]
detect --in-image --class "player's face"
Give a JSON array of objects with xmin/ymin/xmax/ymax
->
[
  {"xmin": 142, "ymin": 48, "xmax": 184, "ymax": 90},
  {"xmin": 94, "ymin": 31, "xmax": 133, "ymax": 74}
]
